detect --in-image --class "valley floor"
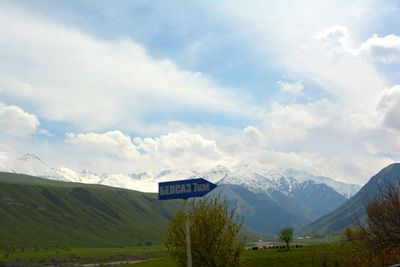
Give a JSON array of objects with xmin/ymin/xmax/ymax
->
[
  {"xmin": 0, "ymin": 242, "xmax": 358, "ymax": 267},
  {"xmin": 0, "ymin": 245, "xmax": 167, "ymax": 266},
  {"xmin": 123, "ymin": 242, "xmax": 357, "ymax": 267}
]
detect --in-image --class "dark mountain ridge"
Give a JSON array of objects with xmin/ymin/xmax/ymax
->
[
  {"xmin": 302, "ymin": 163, "xmax": 400, "ymax": 235},
  {"xmin": 213, "ymin": 179, "xmax": 347, "ymax": 235}
]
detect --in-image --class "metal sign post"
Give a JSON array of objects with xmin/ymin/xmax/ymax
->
[
  {"xmin": 159, "ymin": 178, "xmax": 217, "ymax": 267},
  {"xmin": 184, "ymin": 198, "xmax": 192, "ymax": 267}
]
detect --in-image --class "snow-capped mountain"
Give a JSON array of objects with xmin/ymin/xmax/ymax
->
[
  {"xmin": 0, "ymin": 151, "xmax": 66, "ymax": 181},
  {"xmin": 281, "ymin": 169, "xmax": 361, "ymax": 198},
  {"xmin": 215, "ymin": 165, "xmax": 360, "ymax": 198},
  {"xmin": 51, "ymin": 167, "xmax": 199, "ymax": 192},
  {"xmin": 208, "ymin": 165, "xmax": 360, "ymax": 234},
  {"xmin": 0, "ymin": 151, "xmax": 361, "ymax": 197}
]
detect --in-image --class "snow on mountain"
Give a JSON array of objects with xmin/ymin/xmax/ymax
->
[
  {"xmin": 108, "ymin": 170, "xmax": 199, "ymax": 192},
  {"xmin": 281, "ymin": 169, "xmax": 361, "ymax": 198},
  {"xmin": 0, "ymin": 151, "xmax": 66, "ymax": 181},
  {"xmin": 217, "ymin": 166, "xmax": 361, "ymax": 198},
  {"xmin": 218, "ymin": 165, "xmax": 276, "ymax": 195},
  {"xmin": 202, "ymin": 165, "xmax": 232, "ymax": 183},
  {"xmin": 54, "ymin": 168, "xmax": 199, "ymax": 192},
  {"xmin": 153, "ymin": 169, "xmax": 199, "ymax": 181},
  {"xmin": 56, "ymin": 168, "xmax": 102, "ymax": 184},
  {"xmin": 0, "ymin": 151, "xmax": 361, "ymax": 197}
]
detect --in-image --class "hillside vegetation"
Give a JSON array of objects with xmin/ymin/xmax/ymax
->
[
  {"xmin": 303, "ymin": 163, "xmax": 400, "ymax": 235},
  {"xmin": 0, "ymin": 172, "xmax": 181, "ymax": 248}
]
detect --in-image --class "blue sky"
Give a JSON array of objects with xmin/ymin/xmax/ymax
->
[{"xmin": 0, "ymin": 0, "xmax": 399, "ymax": 183}]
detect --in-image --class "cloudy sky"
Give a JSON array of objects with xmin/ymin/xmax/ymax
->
[{"xmin": 0, "ymin": 0, "xmax": 399, "ymax": 184}]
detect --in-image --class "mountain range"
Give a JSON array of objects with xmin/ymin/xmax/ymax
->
[
  {"xmin": 2, "ymin": 162, "xmax": 398, "ymax": 251},
  {"xmin": 0, "ymin": 151, "xmax": 362, "ymax": 235},
  {"xmin": 210, "ymin": 167, "xmax": 355, "ymax": 234},
  {"xmin": 0, "ymin": 152, "xmax": 360, "ymax": 197}
]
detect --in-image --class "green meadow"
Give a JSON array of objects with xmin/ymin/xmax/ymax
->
[
  {"xmin": 0, "ymin": 242, "xmax": 359, "ymax": 266},
  {"xmin": 0, "ymin": 245, "xmax": 167, "ymax": 265},
  {"xmin": 123, "ymin": 242, "xmax": 356, "ymax": 267}
]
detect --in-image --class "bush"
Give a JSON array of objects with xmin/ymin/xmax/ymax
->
[
  {"xmin": 166, "ymin": 198, "xmax": 244, "ymax": 267},
  {"xmin": 344, "ymin": 227, "xmax": 364, "ymax": 241}
]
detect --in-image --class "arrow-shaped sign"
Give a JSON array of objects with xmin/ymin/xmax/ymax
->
[
  {"xmin": 158, "ymin": 178, "xmax": 217, "ymax": 200},
  {"xmin": 159, "ymin": 178, "xmax": 217, "ymax": 267}
]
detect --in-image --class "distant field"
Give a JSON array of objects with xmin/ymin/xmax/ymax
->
[
  {"xmin": 0, "ymin": 242, "xmax": 359, "ymax": 266},
  {"xmin": 0, "ymin": 245, "xmax": 167, "ymax": 266},
  {"xmin": 123, "ymin": 242, "xmax": 357, "ymax": 267}
]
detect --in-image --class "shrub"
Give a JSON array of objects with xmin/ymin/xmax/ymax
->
[{"xmin": 166, "ymin": 198, "xmax": 244, "ymax": 267}]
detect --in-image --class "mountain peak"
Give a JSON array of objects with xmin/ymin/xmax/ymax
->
[
  {"xmin": 19, "ymin": 153, "xmax": 46, "ymax": 164},
  {"xmin": 379, "ymin": 162, "xmax": 400, "ymax": 174},
  {"xmin": 369, "ymin": 162, "xmax": 400, "ymax": 185},
  {"xmin": 282, "ymin": 168, "xmax": 313, "ymax": 180},
  {"xmin": 209, "ymin": 164, "xmax": 231, "ymax": 173}
]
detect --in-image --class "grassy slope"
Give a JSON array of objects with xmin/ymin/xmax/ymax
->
[
  {"xmin": 0, "ymin": 172, "xmax": 182, "ymax": 248},
  {"xmin": 303, "ymin": 163, "xmax": 400, "ymax": 235}
]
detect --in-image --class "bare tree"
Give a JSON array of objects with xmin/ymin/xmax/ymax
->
[
  {"xmin": 362, "ymin": 181, "xmax": 400, "ymax": 252},
  {"xmin": 348, "ymin": 181, "xmax": 400, "ymax": 266}
]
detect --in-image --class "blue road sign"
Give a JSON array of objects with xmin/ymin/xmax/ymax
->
[{"xmin": 158, "ymin": 178, "xmax": 217, "ymax": 200}]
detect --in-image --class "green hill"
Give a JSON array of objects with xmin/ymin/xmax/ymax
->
[
  {"xmin": 0, "ymin": 172, "xmax": 182, "ymax": 248},
  {"xmin": 302, "ymin": 163, "xmax": 400, "ymax": 235}
]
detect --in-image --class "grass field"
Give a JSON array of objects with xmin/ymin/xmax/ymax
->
[
  {"xmin": 0, "ymin": 242, "xmax": 360, "ymax": 266},
  {"xmin": 0, "ymin": 245, "xmax": 167, "ymax": 266},
  {"xmin": 122, "ymin": 242, "xmax": 357, "ymax": 267}
]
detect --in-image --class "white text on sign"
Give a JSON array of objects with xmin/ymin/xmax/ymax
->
[{"xmin": 159, "ymin": 183, "xmax": 211, "ymax": 196}]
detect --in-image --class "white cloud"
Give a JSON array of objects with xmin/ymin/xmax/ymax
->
[
  {"xmin": 277, "ymin": 81, "xmax": 304, "ymax": 94},
  {"xmin": 377, "ymin": 85, "xmax": 400, "ymax": 131},
  {"xmin": 264, "ymin": 101, "xmax": 329, "ymax": 142},
  {"xmin": 316, "ymin": 27, "xmax": 400, "ymax": 64},
  {"xmin": 242, "ymin": 126, "xmax": 265, "ymax": 146},
  {"xmin": 65, "ymin": 130, "xmax": 234, "ymax": 172},
  {"xmin": 66, "ymin": 131, "xmax": 139, "ymax": 159},
  {"xmin": 0, "ymin": 103, "xmax": 39, "ymax": 137},
  {"xmin": 356, "ymin": 34, "xmax": 400, "ymax": 63},
  {"xmin": 135, "ymin": 131, "xmax": 231, "ymax": 170},
  {"xmin": 208, "ymin": 2, "xmax": 398, "ymax": 183},
  {"xmin": 0, "ymin": 6, "xmax": 254, "ymax": 132},
  {"xmin": 0, "ymin": 1, "xmax": 398, "ymax": 185},
  {"xmin": 317, "ymin": 25, "xmax": 352, "ymax": 57}
]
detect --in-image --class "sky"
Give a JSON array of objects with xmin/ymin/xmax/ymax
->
[{"xmin": 0, "ymin": 0, "xmax": 399, "ymax": 184}]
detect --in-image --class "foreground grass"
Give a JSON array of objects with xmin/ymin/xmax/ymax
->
[
  {"xmin": 242, "ymin": 242, "xmax": 356, "ymax": 267},
  {"xmin": 0, "ymin": 245, "xmax": 167, "ymax": 265},
  {"xmin": 123, "ymin": 257, "xmax": 176, "ymax": 267},
  {"xmin": 124, "ymin": 242, "xmax": 357, "ymax": 267},
  {"xmin": 0, "ymin": 242, "xmax": 358, "ymax": 266}
]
